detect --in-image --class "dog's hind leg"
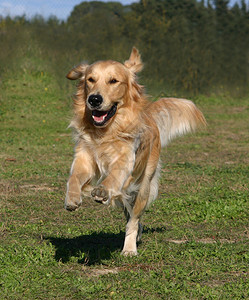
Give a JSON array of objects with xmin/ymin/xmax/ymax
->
[
  {"xmin": 122, "ymin": 179, "xmax": 151, "ymax": 256},
  {"xmin": 124, "ymin": 205, "xmax": 143, "ymax": 243},
  {"xmin": 122, "ymin": 148, "xmax": 160, "ymax": 256}
]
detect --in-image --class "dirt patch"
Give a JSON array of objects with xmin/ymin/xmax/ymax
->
[
  {"xmin": 0, "ymin": 181, "xmax": 56, "ymax": 198},
  {"xmin": 197, "ymin": 238, "xmax": 236, "ymax": 244},
  {"xmin": 87, "ymin": 267, "xmax": 119, "ymax": 277},
  {"xmin": 204, "ymin": 270, "xmax": 249, "ymax": 287},
  {"xmin": 0, "ymin": 181, "xmax": 17, "ymax": 197},
  {"xmin": 165, "ymin": 238, "xmax": 237, "ymax": 244},
  {"xmin": 20, "ymin": 184, "xmax": 55, "ymax": 191},
  {"xmin": 229, "ymin": 106, "xmax": 248, "ymax": 114}
]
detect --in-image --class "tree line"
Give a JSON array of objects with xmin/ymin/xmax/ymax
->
[{"xmin": 0, "ymin": 0, "xmax": 248, "ymax": 96}]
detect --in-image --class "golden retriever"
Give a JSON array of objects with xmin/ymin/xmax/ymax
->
[{"xmin": 65, "ymin": 47, "xmax": 206, "ymax": 256}]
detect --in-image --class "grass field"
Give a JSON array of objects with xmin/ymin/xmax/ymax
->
[{"xmin": 0, "ymin": 66, "xmax": 249, "ymax": 299}]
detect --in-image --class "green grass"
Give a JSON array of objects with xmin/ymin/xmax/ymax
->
[{"xmin": 0, "ymin": 67, "xmax": 249, "ymax": 299}]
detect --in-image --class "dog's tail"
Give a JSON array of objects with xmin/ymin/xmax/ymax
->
[{"xmin": 151, "ymin": 98, "xmax": 206, "ymax": 147}]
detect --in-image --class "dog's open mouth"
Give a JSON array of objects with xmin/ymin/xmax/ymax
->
[{"xmin": 92, "ymin": 103, "xmax": 117, "ymax": 126}]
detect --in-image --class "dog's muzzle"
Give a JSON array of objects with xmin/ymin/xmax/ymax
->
[{"xmin": 91, "ymin": 103, "xmax": 118, "ymax": 127}]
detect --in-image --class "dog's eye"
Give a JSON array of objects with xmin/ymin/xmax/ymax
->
[
  {"xmin": 109, "ymin": 78, "xmax": 118, "ymax": 84},
  {"xmin": 88, "ymin": 77, "xmax": 95, "ymax": 83}
]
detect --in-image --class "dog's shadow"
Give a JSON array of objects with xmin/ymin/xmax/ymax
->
[
  {"xmin": 46, "ymin": 226, "xmax": 166, "ymax": 265},
  {"xmin": 46, "ymin": 231, "xmax": 124, "ymax": 265}
]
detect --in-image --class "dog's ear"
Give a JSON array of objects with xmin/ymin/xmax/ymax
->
[
  {"xmin": 124, "ymin": 47, "xmax": 143, "ymax": 73},
  {"xmin": 66, "ymin": 63, "xmax": 88, "ymax": 80}
]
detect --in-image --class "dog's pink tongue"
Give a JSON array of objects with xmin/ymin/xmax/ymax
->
[{"xmin": 93, "ymin": 114, "xmax": 107, "ymax": 123}]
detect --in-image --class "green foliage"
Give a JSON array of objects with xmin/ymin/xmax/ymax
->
[
  {"xmin": 67, "ymin": 1, "xmax": 126, "ymax": 60},
  {"xmin": 0, "ymin": 0, "xmax": 248, "ymax": 96}
]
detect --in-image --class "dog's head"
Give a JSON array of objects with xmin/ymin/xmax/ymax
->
[{"xmin": 67, "ymin": 47, "xmax": 143, "ymax": 127}]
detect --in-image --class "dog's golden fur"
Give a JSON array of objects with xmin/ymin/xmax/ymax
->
[{"xmin": 65, "ymin": 48, "xmax": 206, "ymax": 255}]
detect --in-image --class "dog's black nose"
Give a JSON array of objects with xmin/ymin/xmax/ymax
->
[{"xmin": 88, "ymin": 94, "xmax": 103, "ymax": 108}]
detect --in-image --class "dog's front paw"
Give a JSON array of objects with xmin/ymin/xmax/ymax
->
[
  {"xmin": 65, "ymin": 192, "xmax": 82, "ymax": 211},
  {"xmin": 91, "ymin": 185, "xmax": 109, "ymax": 204}
]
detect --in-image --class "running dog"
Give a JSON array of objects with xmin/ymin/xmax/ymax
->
[{"xmin": 65, "ymin": 47, "xmax": 206, "ymax": 255}]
